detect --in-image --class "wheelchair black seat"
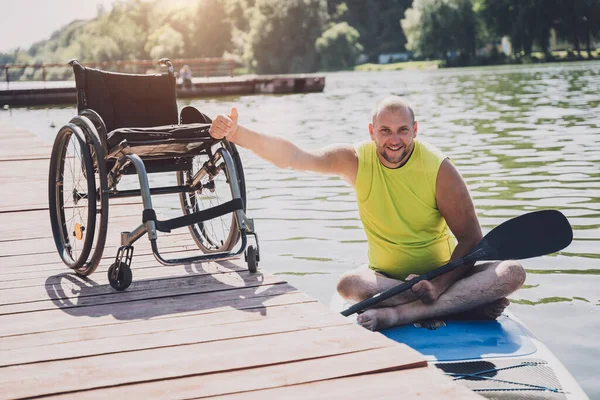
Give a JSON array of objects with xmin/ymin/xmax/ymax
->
[
  {"xmin": 47, "ymin": 58, "xmax": 260, "ymax": 291},
  {"xmin": 106, "ymin": 122, "xmax": 214, "ymax": 158}
]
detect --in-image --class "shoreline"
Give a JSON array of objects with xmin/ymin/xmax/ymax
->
[{"xmin": 353, "ymin": 54, "xmax": 600, "ymax": 72}]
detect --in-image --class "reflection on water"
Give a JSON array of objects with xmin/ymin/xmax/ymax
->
[{"xmin": 2, "ymin": 61, "xmax": 599, "ymax": 397}]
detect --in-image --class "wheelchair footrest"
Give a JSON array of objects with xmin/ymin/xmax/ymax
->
[
  {"xmin": 150, "ymin": 235, "xmax": 246, "ymax": 266},
  {"xmin": 142, "ymin": 198, "xmax": 244, "ymax": 233}
]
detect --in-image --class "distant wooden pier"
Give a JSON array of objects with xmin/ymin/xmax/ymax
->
[
  {"xmin": 0, "ymin": 121, "xmax": 479, "ymax": 399},
  {"xmin": 0, "ymin": 75, "xmax": 325, "ymax": 107}
]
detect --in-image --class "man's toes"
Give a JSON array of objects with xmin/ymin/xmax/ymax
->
[
  {"xmin": 358, "ymin": 318, "xmax": 374, "ymax": 331},
  {"xmin": 357, "ymin": 313, "xmax": 373, "ymax": 329}
]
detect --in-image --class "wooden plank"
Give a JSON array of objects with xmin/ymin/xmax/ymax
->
[
  {"xmin": 1, "ymin": 302, "xmax": 351, "ymax": 367},
  {"xmin": 0, "ymin": 324, "xmax": 420, "ymax": 398},
  {"xmin": 0, "ymin": 269, "xmax": 285, "ymax": 312},
  {"xmin": 0, "ymin": 245, "xmax": 241, "ymax": 282},
  {"xmin": 0, "ymin": 146, "xmax": 51, "ymax": 161},
  {"xmin": 0, "ymin": 124, "xmax": 52, "ymax": 161},
  {"xmin": 0, "ymin": 301, "xmax": 326, "ymax": 351},
  {"xmin": 42, "ymin": 347, "xmax": 428, "ymax": 400},
  {"xmin": 0, "ymin": 207, "xmax": 145, "ymax": 242},
  {"xmin": 0, "ymin": 158, "xmax": 49, "ymax": 182},
  {"xmin": 0, "ymin": 252, "xmax": 245, "ymax": 288},
  {"xmin": 210, "ymin": 367, "xmax": 481, "ymax": 400},
  {"xmin": 0, "ymin": 235, "xmax": 200, "ymax": 268},
  {"xmin": 0, "ymin": 206, "xmax": 199, "ymax": 248},
  {"xmin": 0, "ymin": 225, "xmax": 196, "ymax": 255},
  {"xmin": 0, "ymin": 210, "xmax": 54, "ymax": 242},
  {"xmin": 0, "ymin": 285, "xmax": 310, "ymax": 337},
  {"xmin": 0, "ymin": 255, "xmax": 247, "ymax": 290},
  {"xmin": 0, "ymin": 272, "xmax": 287, "ymax": 315}
]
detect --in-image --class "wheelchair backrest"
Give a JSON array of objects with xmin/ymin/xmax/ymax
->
[{"xmin": 71, "ymin": 61, "xmax": 178, "ymax": 135}]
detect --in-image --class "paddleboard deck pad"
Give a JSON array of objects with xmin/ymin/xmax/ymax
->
[{"xmin": 379, "ymin": 313, "xmax": 587, "ymax": 399}]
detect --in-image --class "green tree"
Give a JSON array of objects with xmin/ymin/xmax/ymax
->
[
  {"xmin": 580, "ymin": 0, "xmax": 600, "ymax": 57},
  {"xmin": 553, "ymin": 0, "xmax": 600, "ymax": 58},
  {"xmin": 225, "ymin": 0, "xmax": 253, "ymax": 32},
  {"xmin": 245, "ymin": 0, "xmax": 329, "ymax": 73},
  {"xmin": 477, "ymin": 0, "xmax": 562, "ymax": 58},
  {"xmin": 145, "ymin": 25, "xmax": 185, "ymax": 60},
  {"xmin": 328, "ymin": 0, "xmax": 412, "ymax": 62},
  {"xmin": 316, "ymin": 22, "xmax": 363, "ymax": 70},
  {"xmin": 85, "ymin": 6, "xmax": 148, "ymax": 61},
  {"xmin": 0, "ymin": 51, "xmax": 18, "ymax": 65},
  {"xmin": 402, "ymin": 0, "xmax": 477, "ymax": 64},
  {"xmin": 165, "ymin": 5, "xmax": 196, "ymax": 58},
  {"xmin": 190, "ymin": 0, "xmax": 233, "ymax": 57}
]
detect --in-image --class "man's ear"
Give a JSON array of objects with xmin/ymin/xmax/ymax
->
[
  {"xmin": 368, "ymin": 123, "xmax": 375, "ymax": 141},
  {"xmin": 413, "ymin": 120, "xmax": 419, "ymax": 138}
]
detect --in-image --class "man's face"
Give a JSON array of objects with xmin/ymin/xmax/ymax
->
[{"xmin": 369, "ymin": 107, "xmax": 418, "ymax": 169}]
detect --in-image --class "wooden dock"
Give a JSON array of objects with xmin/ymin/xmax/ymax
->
[
  {"xmin": 0, "ymin": 75, "xmax": 325, "ymax": 107},
  {"xmin": 0, "ymin": 121, "xmax": 480, "ymax": 399}
]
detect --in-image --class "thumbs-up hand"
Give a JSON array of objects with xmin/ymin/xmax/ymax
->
[
  {"xmin": 229, "ymin": 107, "xmax": 238, "ymax": 124},
  {"xmin": 209, "ymin": 107, "xmax": 239, "ymax": 141}
]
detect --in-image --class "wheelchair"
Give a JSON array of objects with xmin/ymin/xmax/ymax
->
[{"xmin": 48, "ymin": 58, "xmax": 260, "ymax": 291}]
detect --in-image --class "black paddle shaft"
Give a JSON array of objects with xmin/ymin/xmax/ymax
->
[{"xmin": 341, "ymin": 210, "xmax": 573, "ymax": 317}]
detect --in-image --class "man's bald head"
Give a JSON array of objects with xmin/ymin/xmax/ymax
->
[{"xmin": 371, "ymin": 96, "xmax": 415, "ymax": 125}]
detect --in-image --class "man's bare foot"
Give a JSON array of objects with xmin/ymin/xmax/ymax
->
[
  {"xmin": 357, "ymin": 308, "xmax": 396, "ymax": 331},
  {"xmin": 471, "ymin": 297, "xmax": 510, "ymax": 319},
  {"xmin": 408, "ymin": 275, "xmax": 439, "ymax": 304},
  {"xmin": 356, "ymin": 305, "xmax": 413, "ymax": 331}
]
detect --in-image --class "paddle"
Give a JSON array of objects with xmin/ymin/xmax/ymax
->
[{"xmin": 341, "ymin": 210, "xmax": 573, "ymax": 317}]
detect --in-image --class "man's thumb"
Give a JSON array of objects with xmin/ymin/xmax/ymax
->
[{"xmin": 229, "ymin": 107, "xmax": 238, "ymax": 123}]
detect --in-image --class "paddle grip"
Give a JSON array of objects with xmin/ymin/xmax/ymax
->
[{"xmin": 340, "ymin": 257, "xmax": 469, "ymax": 317}]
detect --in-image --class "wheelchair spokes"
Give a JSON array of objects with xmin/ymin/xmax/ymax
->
[
  {"xmin": 49, "ymin": 124, "xmax": 96, "ymax": 270},
  {"xmin": 49, "ymin": 117, "xmax": 109, "ymax": 276},
  {"xmin": 179, "ymin": 142, "xmax": 242, "ymax": 253}
]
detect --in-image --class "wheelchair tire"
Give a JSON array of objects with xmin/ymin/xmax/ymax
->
[
  {"xmin": 177, "ymin": 141, "xmax": 246, "ymax": 253},
  {"xmin": 108, "ymin": 262, "xmax": 133, "ymax": 291},
  {"xmin": 48, "ymin": 124, "xmax": 97, "ymax": 271},
  {"xmin": 69, "ymin": 114, "xmax": 110, "ymax": 276},
  {"xmin": 245, "ymin": 245, "xmax": 258, "ymax": 273}
]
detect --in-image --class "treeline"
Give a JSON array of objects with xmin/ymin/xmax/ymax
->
[
  {"xmin": 1, "ymin": 0, "xmax": 598, "ymax": 75},
  {"xmin": 402, "ymin": 0, "xmax": 600, "ymax": 66}
]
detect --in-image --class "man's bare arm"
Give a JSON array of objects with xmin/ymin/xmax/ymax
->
[
  {"xmin": 433, "ymin": 158, "xmax": 483, "ymax": 290},
  {"xmin": 209, "ymin": 108, "xmax": 358, "ymax": 184}
]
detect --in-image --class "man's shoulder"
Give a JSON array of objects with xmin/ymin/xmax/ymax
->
[
  {"xmin": 326, "ymin": 142, "xmax": 359, "ymax": 158},
  {"xmin": 416, "ymin": 139, "xmax": 447, "ymax": 163},
  {"xmin": 324, "ymin": 143, "xmax": 359, "ymax": 185},
  {"xmin": 353, "ymin": 140, "xmax": 373, "ymax": 157},
  {"xmin": 417, "ymin": 138, "xmax": 443, "ymax": 152}
]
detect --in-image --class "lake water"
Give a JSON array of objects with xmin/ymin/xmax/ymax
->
[{"xmin": 2, "ymin": 61, "xmax": 599, "ymax": 397}]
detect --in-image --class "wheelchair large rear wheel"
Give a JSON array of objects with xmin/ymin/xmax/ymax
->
[
  {"xmin": 48, "ymin": 123, "xmax": 102, "ymax": 274},
  {"xmin": 177, "ymin": 142, "xmax": 246, "ymax": 253},
  {"xmin": 70, "ymin": 114, "xmax": 110, "ymax": 275}
]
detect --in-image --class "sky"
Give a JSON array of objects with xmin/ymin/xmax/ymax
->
[{"xmin": 0, "ymin": 0, "xmax": 115, "ymax": 53}]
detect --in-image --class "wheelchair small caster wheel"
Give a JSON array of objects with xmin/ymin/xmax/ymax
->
[
  {"xmin": 245, "ymin": 245, "xmax": 258, "ymax": 273},
  {"xmin": 108, "ymin": 262, "xmax": 132, "ymax": 291}
]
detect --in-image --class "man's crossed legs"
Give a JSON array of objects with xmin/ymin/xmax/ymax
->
[{"xmin": 336, "ymin": 260, "xmax": 526, "ymax": 331}]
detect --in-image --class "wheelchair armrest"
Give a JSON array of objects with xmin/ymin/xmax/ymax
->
[{"xmin": 180, "ymin": 106, "xmax": 212, "ymax": 124}]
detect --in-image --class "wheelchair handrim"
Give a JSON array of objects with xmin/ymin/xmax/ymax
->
[{"xmin": 48, "ymin": 124, "xmax": 97, "ymax": 269}]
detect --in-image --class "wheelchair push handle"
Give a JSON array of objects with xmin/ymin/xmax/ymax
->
[{"xmin": 158, "ymin": 58, "xmax": 174, "ymax": 75}]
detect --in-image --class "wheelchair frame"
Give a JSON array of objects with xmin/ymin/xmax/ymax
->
[{"xmin": 48, "ymin": 58, "xmax": 260, "ymax": 291}]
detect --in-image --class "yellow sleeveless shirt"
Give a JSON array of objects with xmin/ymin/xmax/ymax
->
[{"xmin": 354, "ymin": 139, "xmax": 455, "ymax": 280}]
